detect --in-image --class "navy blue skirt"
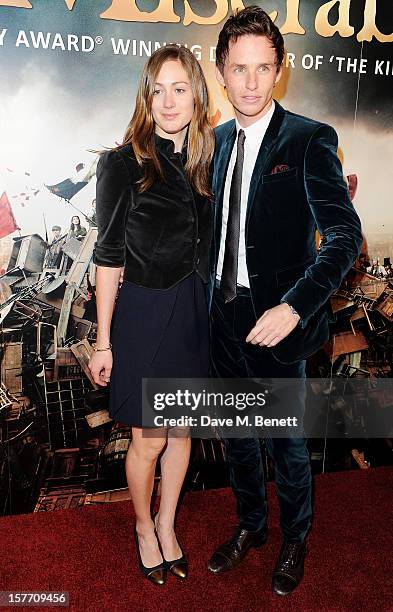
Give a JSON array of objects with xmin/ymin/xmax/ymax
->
[{"xmin": 109, "ymin": 273, "xmax": 209, "ymax": 427}]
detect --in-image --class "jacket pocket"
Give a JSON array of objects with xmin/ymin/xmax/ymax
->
[{"xmin": 262, "ymin": 167, "xmax": 298, "ymax": 184}]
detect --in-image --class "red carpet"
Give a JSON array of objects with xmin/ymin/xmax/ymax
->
[{"xmin": 1, "ymin": 468, "xmax": 393, "ymax": 612}]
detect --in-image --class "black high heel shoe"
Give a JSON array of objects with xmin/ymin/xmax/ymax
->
[
  {"xmin": 153, "ymin": 514, "xmax": 188, "ymax": 580},
  {"xmin": 133, "ymin": 525, "xmax": 166, "ymax": 585},
  {"xmin": 164, "ymin": 550, "xmax": 188, "ymax": 580}
]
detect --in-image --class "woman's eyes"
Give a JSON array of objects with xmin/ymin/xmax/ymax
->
[{"xmin": 153, "ymin": 88, "xmax": 187, "ymax": 94}]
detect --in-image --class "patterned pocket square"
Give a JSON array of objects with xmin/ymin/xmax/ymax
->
[{"xmin": 271, "ymin": 164, "xmax": 291, "ymax": 174}]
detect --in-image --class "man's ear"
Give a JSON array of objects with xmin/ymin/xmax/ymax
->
[
  {"xmin": 215, "ymin": 65, "xmax": 225, "ymax": 87},
  {"xmin": 275, "ymin": 65, "xmax": 283, "ymax": 86}
]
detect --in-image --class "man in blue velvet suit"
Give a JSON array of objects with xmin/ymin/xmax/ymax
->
[{"xmin": 207, "ymin": 6, "xmax": 363, "ymax": 596}]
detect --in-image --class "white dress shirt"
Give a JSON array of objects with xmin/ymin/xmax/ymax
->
[{"xmin": 216, "ymin": 101, "xmax": 275, "ymax": 288}]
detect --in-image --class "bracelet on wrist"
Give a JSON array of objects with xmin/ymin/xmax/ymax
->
[
  {"xmin": 92, "ymin": 342, "xmax": 112, "ymax": 352},
  {"xmin": 287, "ymin": 304, "xmax": 300, "ymax": 320}
]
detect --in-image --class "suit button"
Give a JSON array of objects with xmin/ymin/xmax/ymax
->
[
  {"xmin": 197, "ymin": 238, "xmax": 200, "ymax": 244},
  {"xmin": 196, "ymin": 258, "xmax": 200, "ymax": 265}
]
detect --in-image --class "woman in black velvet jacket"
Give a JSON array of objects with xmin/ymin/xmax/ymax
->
[{"xmin": 89, "ymin": 45, "xmax": 214, "ymax": 586}]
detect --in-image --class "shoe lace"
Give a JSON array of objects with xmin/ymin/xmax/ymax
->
[
  {"xmin": 281, "ymin": 543, "xmax": 299, "ymax": 569},
  {"xmin": 229, "ymin": 526, "xmax": 247, "ymax": 549}
]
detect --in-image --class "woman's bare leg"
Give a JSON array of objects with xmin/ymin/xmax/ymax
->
[
  {"xmin": 155, "ymin": 430, "xmax": 191, "ymax": 560},
  {"xmin": 126, "ymin": 427, "xmax": 167, "ymax": 567}
]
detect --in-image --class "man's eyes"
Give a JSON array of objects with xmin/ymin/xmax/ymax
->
[{"xmin": 233, "ymin": 65, "xmax": 271, "ymax": 73}]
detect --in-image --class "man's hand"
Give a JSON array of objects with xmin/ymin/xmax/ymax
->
[{"xmin": 246, "ymin": 303, "xmax": 300, "ymax": 347}]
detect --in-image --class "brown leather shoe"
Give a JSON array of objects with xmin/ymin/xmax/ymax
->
[
  {"xmin": 208, "ymin": 527, "xmax": 267, "ymax": 574},
  {"xmin": 272, "ymin": 540, "xmax": 307, "ymax": 596}
]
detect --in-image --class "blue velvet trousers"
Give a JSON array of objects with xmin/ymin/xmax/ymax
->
[{"xmin": 211, "ymin": 287, "xmax": 312, "ymax": 543}]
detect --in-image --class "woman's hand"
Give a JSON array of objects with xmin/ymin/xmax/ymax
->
[{"xmin": 89, "ymin": 350, "xmax": 113, "ymax": 386}]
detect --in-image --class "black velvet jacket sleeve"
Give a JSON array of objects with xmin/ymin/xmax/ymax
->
[{"xmin": 93, "ymin": 150, "xmax": 131, "ymax": 268}]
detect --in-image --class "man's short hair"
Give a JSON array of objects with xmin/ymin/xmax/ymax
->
[
  {"xmin": 216, "ymin": 5, "xmax": 285, "ymax": 74},
  {"xmin": 52, "ymin": 225, "xmax": 61, "ymax": 231}
]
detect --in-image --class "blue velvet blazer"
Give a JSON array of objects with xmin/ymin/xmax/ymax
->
[{"xmin": 210, "ymin": 101, "xmax": 363, "ymax": 364}]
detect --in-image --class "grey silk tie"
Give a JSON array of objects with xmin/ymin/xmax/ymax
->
[{"xmin": 221, "ymin": 129, "xmax": 246, "ymax": 303}]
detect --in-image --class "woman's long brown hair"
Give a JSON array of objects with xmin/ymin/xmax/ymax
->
[{"xmin": 121, "ymin": 45, "xmax": 214, "ymax": 198}]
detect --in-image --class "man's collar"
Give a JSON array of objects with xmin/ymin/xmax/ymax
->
[{"xmin": 235, "ymin": 100, "xmax": 276, "ymax": 145}]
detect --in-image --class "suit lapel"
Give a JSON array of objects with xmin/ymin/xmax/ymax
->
[
  {"xmin": 246, "ymin": 101, "xmax": 286, "ymax": 217},
  {"xmin": 213, "ymin": 120, "xmax": 236, "ymax": 260}
]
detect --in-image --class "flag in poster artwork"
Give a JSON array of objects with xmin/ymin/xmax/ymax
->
[
  {"xmin": 0, "ymin": 192, "xmax": 19, "ymax": 239},
  {"xmin": 46, "ymin": 157, "xmax": 98, "ymax": 201}
]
